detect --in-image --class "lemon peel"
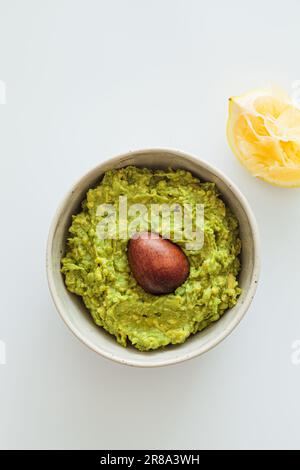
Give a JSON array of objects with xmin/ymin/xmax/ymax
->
[{"xmin": 227, "ymin": 86, "xmax": 300, "ymax": 187}]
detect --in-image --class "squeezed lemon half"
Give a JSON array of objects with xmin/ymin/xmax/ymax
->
[{"xmin": 227, "ymin": 86, "xmax": 300, "ymax": 187}]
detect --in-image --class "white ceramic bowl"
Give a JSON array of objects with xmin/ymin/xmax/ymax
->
[{"xmin": 47, "ymin": 149, "xmax": 260, "ymax": 367}]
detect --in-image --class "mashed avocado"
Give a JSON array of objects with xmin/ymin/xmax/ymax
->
[{"xmin": 61, "ymin": 167, "xmax": 241, "ymax": 351}]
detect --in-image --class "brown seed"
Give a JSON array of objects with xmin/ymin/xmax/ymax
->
[{"xmin": 127, "ymin": 232, "xmax": 190, "ymax": 295}]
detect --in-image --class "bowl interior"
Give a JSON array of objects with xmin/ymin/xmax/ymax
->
[{"xmin": 47, "ymin": 149, "xmax": 259, "ymax": 367}]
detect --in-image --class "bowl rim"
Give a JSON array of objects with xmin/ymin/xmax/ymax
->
[{"xmin": 46, "ymin": 148, "xmax": 261, "ymax": 367}]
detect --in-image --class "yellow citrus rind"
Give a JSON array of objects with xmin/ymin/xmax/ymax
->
[{"xmin": 227, "ymin": 87, "xmax": 300, "ymax": 187}]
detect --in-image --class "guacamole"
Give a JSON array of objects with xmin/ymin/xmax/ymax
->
[{"xmin": 61, "ymin": 167, "xmax": 241, "ymax": 351}]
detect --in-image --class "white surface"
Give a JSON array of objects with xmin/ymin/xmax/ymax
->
[{"xmin": 0, "ymin": 0, "xmax": 299, "ymax": 450}]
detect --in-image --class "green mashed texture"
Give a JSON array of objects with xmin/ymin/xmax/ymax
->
[{"xmin": 61, "ymin": 167, "xmax": 241, "ymax": 351}]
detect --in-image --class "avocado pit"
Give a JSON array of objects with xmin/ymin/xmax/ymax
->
[{"xmin": 127, "ymin": 232, "xmax": 190, "ymax": 295}]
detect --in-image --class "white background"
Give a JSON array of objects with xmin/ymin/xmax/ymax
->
[{"xmin": 0, "ymin": 0, "xmax": 300, "ymax": 450}]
